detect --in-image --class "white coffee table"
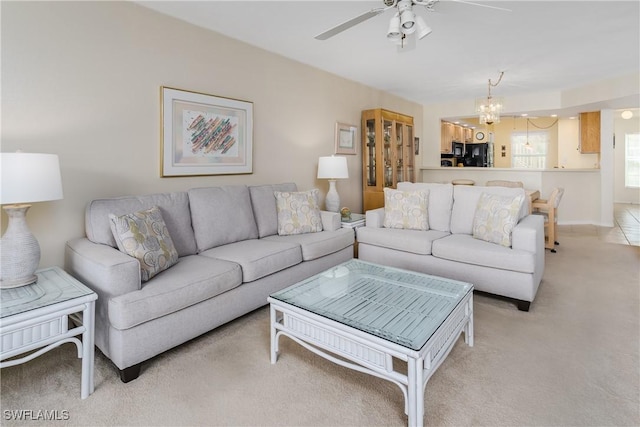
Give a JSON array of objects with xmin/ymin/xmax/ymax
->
[
  {"xmin": 268, "ymin": 259, "xmax": 473, "ymax": 427},
  {"xmin": 0, "ymin": 267, "xmax": 97, "ymax": 399}
]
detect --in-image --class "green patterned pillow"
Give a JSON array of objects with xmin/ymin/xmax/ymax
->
[
  {"xmin": 472, "ymin": 192, "xmax": 525, "ymax": 247},
  {"xmin": 274, "ymin": 189, "xmax": 323, "ymax": 236},
  {"xmin": 383, "ymin": 188, "xmax": 429, "ymax": 231},
  {"xmin": 109, "ymin": 206, "xmax": 179, "ymax": 282}
]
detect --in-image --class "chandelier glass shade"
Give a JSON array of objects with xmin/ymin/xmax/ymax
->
[
  {"xmin": 475, "ymin": 96, "xmax": 504, "ymax": 125},
  {"xmin": 475, "ymin": 72, "xmax": 505, "ymax": 125}
]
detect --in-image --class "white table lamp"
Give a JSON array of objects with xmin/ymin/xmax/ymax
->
[
  {"xmin": 317, "ymin": 155, "xmax": 349, "ymax": 212},
  {"xmin": 1, "ymin": 152, "xmax": 63, "ymax": 288}
]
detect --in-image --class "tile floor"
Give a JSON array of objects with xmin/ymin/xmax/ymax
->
[{"xmin": 557, "ymin": 203, "xmax": 640, "ymax": 247}]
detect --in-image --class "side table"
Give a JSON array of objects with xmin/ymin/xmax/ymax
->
[
  {"xmin": 341, "ymin": 213, "xmax": 366, "ymax": 257},
  {"xmin": 0, "ymin": 266, "xmax": 98, "ymax": 399}
]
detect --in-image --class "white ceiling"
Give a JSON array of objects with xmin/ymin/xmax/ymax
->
[{"xmin": 137, "ymin": 1, "xmax": 639, "ymax": 115}]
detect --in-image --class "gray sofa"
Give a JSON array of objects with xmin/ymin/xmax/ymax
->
[
  {"xmin": 65, "ymin": 183, "xmax": 354, "ymax": 382},
  {"xmin": 357, "ymin": 182, "xmax": 545, "ymax": 311}
]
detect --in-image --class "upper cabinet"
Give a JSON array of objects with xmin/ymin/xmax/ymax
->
[
  {"xmin": 441, "ymin": 121, "xmax": 455, "ymax": 153},
  {"xmin": 441, "ymin": 121, "xmax": 475, "ymax": 152},
  {"xmin": 579, "ymin": 111, "xmax": 600, "ymax": 153},
  {"xmin": 464, "ymin": 127, "xmax": 473, "ymax": 143},
  {"xmin": 362, "ymin": 109, "xmax": 415, "ymax": 211}
]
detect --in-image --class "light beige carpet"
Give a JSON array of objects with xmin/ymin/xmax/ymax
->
[{"xmin": 1, "ymin": 233, "xmax": 639, "ymax": 426}]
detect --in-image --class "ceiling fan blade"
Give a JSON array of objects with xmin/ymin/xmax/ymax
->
[
  {"xmin": 315, "ymin": 7, "xmax": 390, "ymax": 40},
  {"xmin": 450, "ymin": 0, "xmax": 512, "ymax": 12}
]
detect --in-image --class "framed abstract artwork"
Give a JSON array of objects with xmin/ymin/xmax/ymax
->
[
  {"xmin": 161, "ymin": 87, "xmax": 253, "ymax": 176},
  {"xmin": 335, "ymin": 122, "xmax": 357, "ymax": 155}
]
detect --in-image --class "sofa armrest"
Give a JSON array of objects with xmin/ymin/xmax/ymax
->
[
  {"xmin": 320, "ymin": 210, "xmax": 341, "ymax": 231},
  {"xmin": 365, "ymin": 208, "xmax": 385, "ymax": 228},
  {"xmin": 65, "ymin": 237, "xmax": 141, "ymax": 298},
  {"xmin": 512, "ymin": 215, "xmax": 544, "ymax": 253}
]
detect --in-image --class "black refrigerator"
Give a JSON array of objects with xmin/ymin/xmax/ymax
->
[{"xmin": 463, "ymin": 143, "xmax": 489, "ymax": 167}]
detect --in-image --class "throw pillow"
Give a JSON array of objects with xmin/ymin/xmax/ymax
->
[
  {"xmin": 274, "ymin": 189, "xmax": 323, "ymax": 236},
  {"xmin": 472, "ymin": 192, "xmax": 525, "ymax": 247},
  {"xmin": 109, "ymin": 206, "xmax": 179, "ymax": 282},
  {"xmin": 383, "ymin": 188, "xmax": 429, "ymax": 231}
]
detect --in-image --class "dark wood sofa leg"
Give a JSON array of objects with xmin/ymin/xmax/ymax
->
[
  {"xmin": 517, "ymin": 300, "xmax": 531, "ymax": 312},
  {"xmin": 119, "ymin": 363, "xmax": 142, "ymax": 383}
]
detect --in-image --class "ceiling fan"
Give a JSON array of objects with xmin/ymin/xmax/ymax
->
[{"xmin": 315, "ymin": 0, "xmax": 511, "ymax": 44}]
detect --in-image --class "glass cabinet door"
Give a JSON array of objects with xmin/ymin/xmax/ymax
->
[
  {"xmin": 365, "ymin": 118, "xmax": 376, "ymax": 187},
  {"xmin": 406, "ymin": 125, "xmax": 414, "ymax": 182},
  {"xmin": 395, "ymin": 122, "xmax": 404, "ymax": 185},
  {"xmin": 383, "ymin": 119, "xmax": 393, "ymax": 188}
]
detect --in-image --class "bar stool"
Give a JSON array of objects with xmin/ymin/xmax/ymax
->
[
  {"xmin": 486, "ymin": 180, "xmax": 524, "ymax": 188},
  {"xmin": 531, "ymin": 188, "xmax": 564, "ymax": 253},
  {"xmin": 452, "ymin": 179, "xmax": 475, "ymax": 186}
]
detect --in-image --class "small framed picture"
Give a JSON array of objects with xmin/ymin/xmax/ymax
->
[{"xmin": 335, "ymin": 122, "xmax": 357, "ymax": 155}]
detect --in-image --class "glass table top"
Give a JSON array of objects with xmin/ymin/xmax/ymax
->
[
  {"xmin": 341, "ymin": 213, "xmax": 365, "ymax": 224},
  {"xmin": 270, "ymin": 259, "xmax": 472, "ymax": 350},
  {"xmin": 1, "ymin": 267, "xmax": 95, "ymax": 318}
]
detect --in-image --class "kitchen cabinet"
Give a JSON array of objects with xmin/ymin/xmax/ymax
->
[
  {"xmin": 441, "ymin": 121, "xmax": 455, "ymax": 153},
  {"xmin": 464, "ymin": 127, "xmax": 473, "ymax": 143},
  {"xmin": 362, "ymin": 109, "xmax": 415, "ymax": 211},
  {"xmin": 579, "ymin": 111, "xmax": 600, "ymax": 153}
]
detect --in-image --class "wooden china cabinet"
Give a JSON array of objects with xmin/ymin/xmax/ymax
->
[{"xmin": 362, "ymin": 109, "xmax": 415, "ymax": 211}]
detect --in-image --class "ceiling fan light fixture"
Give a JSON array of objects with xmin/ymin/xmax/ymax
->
[
  {"xmin": 387, "ymin": 13, "xmax": 402, "ymax": 41},
  {"xmin": 415, "ymin": 15, "xmax": 432, "ymax": 39},
  {"xmin": 400, "ymin": 10, "xmax": 415, "ymax": 34}
]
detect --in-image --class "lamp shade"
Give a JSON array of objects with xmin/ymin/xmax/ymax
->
[
  {"xmin": 317, "ymin": 156, "xmax": 349, "ymax": 179},
  {"xmin": 1, "ymin": 152, "xmax": 63, "ymax": 205}
]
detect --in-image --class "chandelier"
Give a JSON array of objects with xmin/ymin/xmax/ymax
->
[{"xmin": 476, "ymin": 71, "xmax": 505, "ymax": 125}]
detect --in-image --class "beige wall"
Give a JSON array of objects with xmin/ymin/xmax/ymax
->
[
  {"xmin": 1, "ymin": 1, "xmax": 423, "ymax": 269},
  {"xmin": 614, "ymin": 111, "xmax": 640, "ymax": 204}
]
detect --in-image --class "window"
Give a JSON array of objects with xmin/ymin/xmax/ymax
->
[
  {"xmin": 625, "ymin": 133, "xmax": 640, "ymax": 188},
  {"xmin": 511, "ymin": 131, "xmax": 548, "ymax": 169}
]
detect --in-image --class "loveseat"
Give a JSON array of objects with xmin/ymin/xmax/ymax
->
[
  {"xmin": 357, "ymin": 182, "xmax": 544, "ymax": 311},
  {"xmin": 65, "ymin": 183, "xmax": 354, "ymax": 382}
]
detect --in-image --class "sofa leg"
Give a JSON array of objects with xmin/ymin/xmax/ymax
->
[
  {"xmin": 517, "ymin": 300, "xmax": 531, "ymax": 312},
  {"xmin": 119, "ymin": 363, "xmax": 142, "ymax": 383}
]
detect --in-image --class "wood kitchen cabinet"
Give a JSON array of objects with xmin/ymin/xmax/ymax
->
[
  {"xmin": 441, "ymin": 121, "xmax": 455, "ymax": 153},
  {"xmin": 579, "ymin": 111, "xmax": 600, "ymax": 153},
  {"xmin": 362, "ymin": 109, "xmax": 415, "ymax": 211},
  {"xmin": 464, "ymin": 127, "xmax": 473, "ymax": 143}
]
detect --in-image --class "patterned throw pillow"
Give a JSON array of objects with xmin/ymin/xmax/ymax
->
[
  {"xmin": 274, "ymin": 189, "xmax": 323, "ymax": 236},
  {"xmin": 472, "ymin": 192, "xmax": 525, "ymax": 247},
  {"xmin": 109, "ymin": 206, "xmax": 179, "ymax": 282},
  {"xmin": 383, "ymin": 188, "xmax": 429, "ymax": 231}
]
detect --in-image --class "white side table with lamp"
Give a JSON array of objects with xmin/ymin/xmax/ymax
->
[
  {"xmin": 0, "ymin": 152, "xmax": 97, "ymax": 399},
  {"xmin": 317, "ymin": 155, "xmax": 349, "ymax": 212}
]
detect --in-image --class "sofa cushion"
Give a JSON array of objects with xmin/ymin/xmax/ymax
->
[
  {"xmin": 86, "ymin": 191, "xmax": 197, "ymax": 257},
  {"xmin": 275, "ymin": 189, "xmax": 323, "ymax": 235},
  {"xmin": 108, "ymin": 255, "xmax": 242, "ymax": 330},
  {"xmin": 450, "ymin": 186, "xmax": 527, "ymax": 235},
  {"xmin": 383, "ymin": 188, "xmax": 429, "ymax": 231},
  {"xmin": 109, "ymin": 206, "xmax": 179, "ymax": 282},
  {"xmin": 199, "ymin": 239, "xmax": 302, "ymax": 282},
  {"xmin": 188, "ymin": 185, "xmax": 259, "ymax": 252},
  {"xmin": 263, "ymin": 228, "xmax": 354, "ymax": 261},
  {"xmin": 397, "ymin": 182, "xmax": 454, "ymax": 232},
  {"xmin": 472, "ymin": 192, "xmax": 525, "ymax": 247},
  {"xmin": 249, "ymin": 183, "xmax": 298, "ymax": 238},
  {"xmin": 357, "ymin": 227, "xmax": 449, "ymax": 255},
  {"xmin": 432, "ymin": 234, "xmax": 535, "ymax": 274}
]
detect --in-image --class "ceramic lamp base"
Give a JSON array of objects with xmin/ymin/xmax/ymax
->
[
  {"xmin": 1, "ymin": 204, "xmax": 40, "ymax": 289},
  {"xmin": 325, "ymin": 180, "xmax": 340, "ymax": 213}
]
